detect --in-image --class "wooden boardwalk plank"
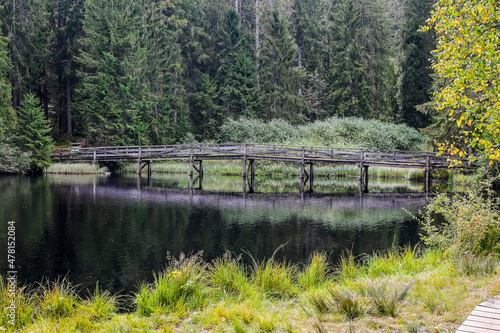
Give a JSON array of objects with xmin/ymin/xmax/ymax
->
[{"xmin": 457, "ymin": 296, "xmax": 500, "ymax": 333}]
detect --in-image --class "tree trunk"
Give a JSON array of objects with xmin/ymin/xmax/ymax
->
[
  {"xmin": 255, "ymin": 0, "xmax": 260, "ymax": 86},
  {"xmin": 66, "ymin": 76, "xmax": 72, "ymax": 137}
]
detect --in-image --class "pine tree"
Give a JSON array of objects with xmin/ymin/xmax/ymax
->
[
  {"xmin": 16, "ymin": 93, "xmax": 53, "ymax": 171},
  {"xmin": 75, "ymin": 0, "xmax": 151, "ymax": 146},
  {"xmin": 190, "ymin": 74, "xmax": 222, "ymax": 140},
  {"xmin": 328, "ymin": 0, "xmax": 394, "ymax": 119}
]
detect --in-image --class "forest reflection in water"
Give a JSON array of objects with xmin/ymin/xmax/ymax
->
[{"xmin": 0, "ymin": 174, "xmax": 431, "ymax": 294}]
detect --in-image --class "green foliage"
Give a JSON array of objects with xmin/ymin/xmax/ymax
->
[
  {"xmin": 75, "ymin": 0, "xmax": 151, "ymax": 146},
  {"xmin": 423, "ymin": 0, "xmax": 500, "ymax": 165},
  {"xmin": 260, "ymin": 10, "xmax": 308, "ymax": 122},
  {"xmin": 328, "ymin": 0, "xmax": 394, "ymax": 120},
  {"xmin": 419, "ymin": 189, "xmax": 500, "ymax": 256},
  {"xmin": 0, "ymin": 131, "xmax": 31, "ymax": 173},
  {"xmin": 219, "ymin": 117, "xmax": 425, "ymax": 151},
  {"xmin": 16, "ymin": 94, "xmax": 53, "ymax": 171}
]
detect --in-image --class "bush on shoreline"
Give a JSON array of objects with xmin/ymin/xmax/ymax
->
[{"xmin": 219, "ymin": 117, "xmax": 425, "ymax": 151}]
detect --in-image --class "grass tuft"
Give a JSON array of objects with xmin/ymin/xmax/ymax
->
[
  {"xmin": 36, "ymin": 278, "xmax": 78, "ymax": 318},
  {"xmin": 248, "ymin": 245, "xmax": 297, "ymax": 299},
  {"xmin": 298, "ymin": 252, "xmax": 330, "ymax": 288},
  {"xmin": 208, "ymin": 251, "xmax": 252, "ymax": 298},
  {"xmin": 329, "ymin": 287, "xmax": 364, "ymax": 320},
  {"xmin": 361, "ymin": 280, "xmax": 413, "ymax": 317},
  {"xmin": 135, "ymin": 251, "xmax": 208, "ymax": 316}
]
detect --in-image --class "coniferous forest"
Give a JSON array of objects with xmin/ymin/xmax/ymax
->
[{"xmin": 0, "ymin": 0, "xmax": 435, "ymax": 146}]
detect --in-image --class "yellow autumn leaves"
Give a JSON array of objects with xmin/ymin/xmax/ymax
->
[{"xmin": 425, "ymin": 0, "xmax": 500, "ymax": 164}]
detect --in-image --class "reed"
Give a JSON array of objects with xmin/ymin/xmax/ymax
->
[{"xmin": 45, "ymin": 163, "xmax": 108, "ymax": 174}]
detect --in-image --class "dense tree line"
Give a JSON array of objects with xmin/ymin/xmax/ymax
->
[{"xmin": 0, "ymin": 0, "xmax": 436, "ymax": 151}]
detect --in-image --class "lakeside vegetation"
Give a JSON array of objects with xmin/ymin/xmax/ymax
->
[{"xmin": 1, "ymin": 188, "xmax": 499, "ymax": 332}]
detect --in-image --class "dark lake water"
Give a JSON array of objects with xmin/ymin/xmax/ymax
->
[{"xmin": 0, "ymin": 174, "xmax": 431, "ymax": 294}]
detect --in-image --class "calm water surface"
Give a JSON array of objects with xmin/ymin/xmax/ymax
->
[{"xmin": 0, "ymin": 174, "xmax": 430, "ymax": 294}]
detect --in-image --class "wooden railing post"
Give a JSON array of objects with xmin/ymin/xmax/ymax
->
[
  {"xmin": 137, "ymin": 147, "xmax": 142, "ymax": 174},
  {"xmin": 242, "ymin": 143, "xmax": 247, "ymax": 178}
]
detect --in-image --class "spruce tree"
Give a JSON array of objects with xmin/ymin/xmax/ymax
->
[
  {"xmin": 1, "ymin": 0, "xmax": 50, "ymax": 111},
  {"xmin": 395, "ymin": 0, "xmax": 434, "ymax": 128},
  {"xmin": 217, "ymin": 9, "xmax": 260, "ymax": 119},
  {"xmin": 328, "ymin": 0, "xmax": 370, "ymax": 117},
  {"xmin": 75, "ymin": 0, "xmax": 151, "ymax": 146},
  {"xmin": 16, "ymin": 93, "xmax": 53, "ymax": 171},
  {"xmin": 0, "ymin": 24, "xmax": 14, "ymax": 134},
  {"xmin": 144, "ymin": 0, "xmax": 189, "ymax": 144},
  {"xmin": 259, "ymin": 10, "xmax": 307, "ymax": 123}
]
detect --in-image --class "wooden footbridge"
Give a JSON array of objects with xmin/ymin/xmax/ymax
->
[{"xmin": 51, "ymin": 143, "xmax": 476, "ymax": 193}]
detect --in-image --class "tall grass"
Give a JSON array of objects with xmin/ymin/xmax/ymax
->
[
  {"xmin": 208, "ymin": 251, "xmax": 253, "ymax": 298},
  {"xmin": 36, "ymin": 278, "xmax": 78, "ymax": 318},
  {"xmin": 45, "ymin": 163, "xmax": 108, "ymax": 174},
  {"xmin": 1, "ymin": 245, "xmax": 498, "ymax": 332},
  {"xmin": 135, "ymin": 251, "xmax": 208, "ymax": 316},
  {"xmin": 298, "ymin": 252, "xmax": 331, "ymax": 288},
  {"xmin": 360, "ymin": 280, "xmax": 413, "ymax": 316},
  {"xmin": 248, "ymin": 249, "xmax": 298, "ymax": 299}
]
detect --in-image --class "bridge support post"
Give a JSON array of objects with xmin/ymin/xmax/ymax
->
[
  {"xmin": 93, "ymin": 150, "xmax": 97, "ymax": 165},
  {"xmin": 248, "ymin": 159, "xmax": 255, "ymax": 193},
  {"xmin": 358, "ymin": 163, "xmax": 369, "ymax": 193},
  {"xmin": 147, "ymin": 161, "xmax": 152, "ymax": 178},
  {"xmin": 199, "ymin": 160, "xmax": 203, "ymax": 176}
]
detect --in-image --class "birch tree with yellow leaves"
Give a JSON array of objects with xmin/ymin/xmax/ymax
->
[{"xmin": 424, "ymin": 0, "xmax": 500, "ymax": 167}]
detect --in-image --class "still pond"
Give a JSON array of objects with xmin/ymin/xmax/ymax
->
[{"xmin": 0, "ymin": 173, "xmax": 449, "ymax": 294}]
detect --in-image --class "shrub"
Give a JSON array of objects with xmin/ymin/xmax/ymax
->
[
  {"xmin": 218, "ymin": 117, "xmax": 425, "ymax": 151},
  {"xmin": 419, "ymin": 189, "xmax": 500, "ymax": 256}
]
